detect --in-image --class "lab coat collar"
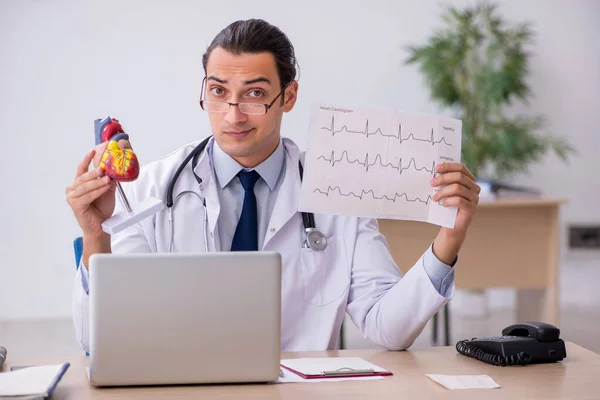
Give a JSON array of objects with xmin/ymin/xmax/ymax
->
[
  {"xmin": 192, "ymin": 136, "xmax": 303, "ymax": 251},
  {"xmin": 191, "ymin": 137, "xmax": 221, "ymax": 246},
  {"xmin": 212, "ymin": 138, "xmax": 284, "ymax": 191},
  {"xmin": 262, "ymin": 137, "xmax": 303, "ymax": 250}
]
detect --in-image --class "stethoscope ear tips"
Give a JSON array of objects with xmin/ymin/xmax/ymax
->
[{"xmin": 304, "ymin": 228, "xmax": 328, "ymax": 251}]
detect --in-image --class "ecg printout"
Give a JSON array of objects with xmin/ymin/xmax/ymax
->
[{"xmin": 298, "ymin": 104, "xmax": 462, "ymax": 228}]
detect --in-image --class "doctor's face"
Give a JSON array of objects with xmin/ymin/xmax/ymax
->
[{"xmin": 203, "ymin": 48, "xmax": 298, "ymax": 168}]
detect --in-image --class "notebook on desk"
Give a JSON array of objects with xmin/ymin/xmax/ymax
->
[
  {"xmin": 280, "ymin": 357, "xmax": 392, "ymax": 379},
  {"xmin": 0, "ymin": 363, "xmax": 69, "ymax": 398}
]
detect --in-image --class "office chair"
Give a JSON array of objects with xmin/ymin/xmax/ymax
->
[
  {"xmin": 73, "ymin": 237, "xmax": 83, "ymax": 269},
  {"xmin": 73, "ymin": 236, "xmax": 89, "ymax": 356},
  {"xmin": 432, "ymin": 305, "xmax": 451, "ymax": 346}
]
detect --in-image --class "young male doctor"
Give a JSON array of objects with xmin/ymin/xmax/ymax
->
[{"xmin": 66, "ymin": 19, "xmax": 480, "ymax": 354}]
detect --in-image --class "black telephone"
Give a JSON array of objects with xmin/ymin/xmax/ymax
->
[{"xmin": 456, "ymin": 321, "xmax": 567, "ymax": 366}]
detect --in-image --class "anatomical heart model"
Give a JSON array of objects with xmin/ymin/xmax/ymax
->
[
  {"xmin": 94, "ymin": 116, "xmax": 165, "ymax": 235},
  {"xmin": 94, "ymin": 117, "xmax": 140, "ymax": 182}
]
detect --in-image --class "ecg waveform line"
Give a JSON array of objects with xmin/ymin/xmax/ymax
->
[
  {"xmin": 313, "ymin": 186, "xmax": 434, "ymax": 205},
  {"xmin": 317, "ymin": 150, "xmax": 436, "ymax": 176},
  {"xmin": 321, "ymin": 115, "xmax": 452, "ymax": 146}
]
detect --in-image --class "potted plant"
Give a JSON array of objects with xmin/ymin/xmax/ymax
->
[{"xmin": 404, "ymin": 2, "xmax": 574, "ymax": 184}]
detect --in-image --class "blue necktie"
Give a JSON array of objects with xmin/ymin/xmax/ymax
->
[{"xmin": 231, "ymin": 170, "xmax": 261, "ymax": 251}]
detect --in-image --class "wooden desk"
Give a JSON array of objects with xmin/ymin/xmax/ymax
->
[
  {"xmin": 378, "ymin": 197, "xmax": 565, "ymax": 324},
  {"xmin": 5, "ymin": 342, "xmax": 599, "ymax": 399}
]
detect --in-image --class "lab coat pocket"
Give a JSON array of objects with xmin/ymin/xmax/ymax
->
[{"xmin": 300, "ymin": 235, "xmax": 350, "ymax": 307}]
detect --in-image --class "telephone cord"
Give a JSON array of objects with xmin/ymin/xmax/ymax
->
[{"xmin": 456, "ymin": 339, "xmax": 533, "ymax": 366}]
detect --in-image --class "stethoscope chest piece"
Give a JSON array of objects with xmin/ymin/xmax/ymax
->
[{"xmin": 304, "ymin": 228, "xmax": 328, "ymax": 251}]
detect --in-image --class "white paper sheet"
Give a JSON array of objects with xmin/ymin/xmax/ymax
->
[
  {"xmin": 299, "ymin": 104, "xmax": 462, "ymax": 228},
  {"xmin": 276, "ymin": 367, "xmax": 383, "ymax": 383},
  {"xmin": 0, "ymin": 364, "xmax": 65, "ymax": 396},
  {"xmin": 281, "ymin": 357, "xmax": 389, "ymax": 376},
  {"xmin": 426, "ymin": 374, "xmax": 500, "ymax": 389}
]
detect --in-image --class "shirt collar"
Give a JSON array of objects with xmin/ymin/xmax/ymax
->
[{"xmin": 212, "ymin": 138, "xmax": 285, "ymax": 191}]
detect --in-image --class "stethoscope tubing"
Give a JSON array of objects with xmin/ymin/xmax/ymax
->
[{"xmin": 165, "ymin": 136, "xmax": 327, "ymax": 252}]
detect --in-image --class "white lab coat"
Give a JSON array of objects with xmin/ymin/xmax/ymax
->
[{"xmin": 72, "ymin": 137, "xmax": 454, "ymax": 353}]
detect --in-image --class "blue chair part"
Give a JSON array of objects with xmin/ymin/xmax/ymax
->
[
  {"xmin": 73, "ymin": 237, "xmax": 83, "ymax": 270},
  {"xmin": 73, "ymin": 236, "xmax": 89, "ymax": 356}
]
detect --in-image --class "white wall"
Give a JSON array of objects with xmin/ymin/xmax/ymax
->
[{"xmin": 1, "ymin": 0, "xmax": 598, "ymax": 320}]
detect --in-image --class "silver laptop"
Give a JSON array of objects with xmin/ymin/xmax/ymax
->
[{"xmin": 88, "ymin": 252, "xmax": 281, "ymax": 386}]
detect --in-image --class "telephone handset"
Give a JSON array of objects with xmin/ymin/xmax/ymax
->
[{"xmin": 456, "ymin": 321, "xmax": 567, "ymax": 366}]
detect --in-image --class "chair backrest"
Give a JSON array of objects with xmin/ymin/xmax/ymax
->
[
  {"xmin": 73, "ymin": 236, "xmax": 89, "ymax": 356},
  {"xmin": 73, "ymin": 237, "xmax": 83, "ymax": 270}
]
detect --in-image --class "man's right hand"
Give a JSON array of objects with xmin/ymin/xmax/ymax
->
[{"xmin": 66, "ymin": 143, "xmax": 116, "ymax": 267}]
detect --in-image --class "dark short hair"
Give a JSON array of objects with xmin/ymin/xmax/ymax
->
[{"xmin": 202, "ymin": 19, "xmax": 298, "ymax": 89}]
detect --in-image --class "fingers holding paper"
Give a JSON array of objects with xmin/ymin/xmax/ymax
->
[
  {"xmin": 430, "ymin": 162, "xmax": 480, "ymax": 235},
  {"xmin": 428, "ymin": 162, "xmax": 480, "ymax": 264}
]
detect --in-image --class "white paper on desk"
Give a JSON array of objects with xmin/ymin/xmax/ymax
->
[
  {"xmin": 0, "ymin": 364, "xmax": 66, "ymax": 396},
  {"xmin": 426, "ymin": 374, "xmax": 500, "ymax": 389},
  {"xmin": 276, "ymin": 367, "xmax": 383, "ymax": 383},
  {"xmin": 281, "ymin": 357, "xmax": 389, "ymax": 377},
  {"xmin": 299, "ymin": 104, "xmax": 462, "ymax": 228}
]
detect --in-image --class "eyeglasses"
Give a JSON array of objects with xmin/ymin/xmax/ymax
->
[{"xmin": 199, "ymin": 77, "xmax": 290, "ymax": 115}]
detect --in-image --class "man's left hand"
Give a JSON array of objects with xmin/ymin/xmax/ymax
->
[{"xmin": 430, "ymin": 162, "xmax": 481, "ymax": 265}]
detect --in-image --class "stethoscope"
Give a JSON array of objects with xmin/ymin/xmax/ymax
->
[{"xmin": 165, "ymin": 136, "xmax": 328, "ymax": 253}]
